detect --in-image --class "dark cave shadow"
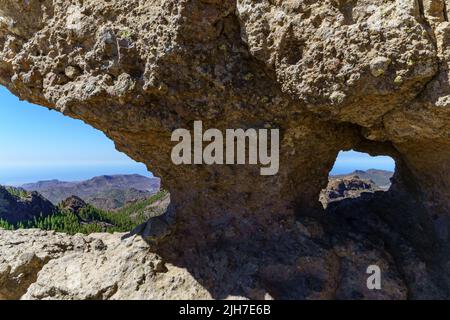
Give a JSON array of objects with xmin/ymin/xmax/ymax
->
[{"xmin": 126, "ymin": 190, "xmax": 450, "ymax": 300}]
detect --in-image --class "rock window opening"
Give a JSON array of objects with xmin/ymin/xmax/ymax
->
[
  {"xmin": 320, "ymin": 150, "xmax": 396, "ymax": 208},
  {"xmin": 0, "ymin": 85, "xmax": 169, "ymax": 234}
]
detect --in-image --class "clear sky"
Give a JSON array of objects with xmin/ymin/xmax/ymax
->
[
  {"xmin": 0, "ymin": 85, "xmax": 395, "ymax": 185},
  {"xmin": 0, "ymin": 86, "xmax": 150, "ymax": 185},
  {"xmin": 330, "ymin": 150, "xmax": 395, "ymax": 175}
]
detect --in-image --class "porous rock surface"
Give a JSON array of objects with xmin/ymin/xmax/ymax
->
[
  {"xmin": 0, "ymin": 229, "xmax": 211, "ymax": 300},
  {"xmin": 0, "ymin": 0, "xmax": 449, "ymax": 299},
  {"xmin": 0, "ymin": 226, "xmax": 415, "ymax": 300},
  {"xmin": 319, "ymin": 175, "xmax": 380, "ymax": 207}
]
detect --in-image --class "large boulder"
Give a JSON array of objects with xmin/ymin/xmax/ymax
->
[
  {"xmin": 0, "ymin": 229, "xmax": 210, "ymax": 300},
  {"xmin": 0, "ymin": 0, "xmax": 449, "ymax": 299}
]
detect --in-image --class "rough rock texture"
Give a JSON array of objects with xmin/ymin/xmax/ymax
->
[
  {"xmin": 332, "ymin": 169, "xmax": 394, "ymax": 189},
  {"xmin": 0, "ymin": 0, "xmax": 449, "ymax": 299},
  {"xmin": 0, "ymin": 228, "xmax": 414, "ymax": 300},
  {"xmin": 319, "ymin": 175, "xmax": 381, "ymax": 208},
  {"xmin": 0, "ymin": 229, "xmax": 211, "ymax": 300},
  {"xmin": 0, "ymin": 186, "xmax": 55, "ymax": 224}
]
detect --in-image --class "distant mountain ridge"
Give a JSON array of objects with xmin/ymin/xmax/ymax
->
[
  {"xmin": 21, "ymin": 174, "xmax": 160, "ymax": 210},
  {"xmin": 331, "ymin": 169, "xmax": 393, "ymax": 189},
  {"xmin": 0, "ymin": 185, "xmax": 169, "ymax": 235}
]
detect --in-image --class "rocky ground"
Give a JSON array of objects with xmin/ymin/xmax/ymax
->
[
  {"xmin": 0, "ymin": 229, "xmax": 211, "ymax": 300},
  {"xmin": 0, "ymin": 224, "xmax": 406, "ymax": 300}
]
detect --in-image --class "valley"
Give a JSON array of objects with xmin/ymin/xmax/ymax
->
[{"xmin": 0, "ymin": 174, "xmax": 168, "ymax": 234}]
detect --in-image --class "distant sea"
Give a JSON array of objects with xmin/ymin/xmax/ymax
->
[
  {"xmin": 0, "ymin": 155, "xmax": 395, "ymax": 186},
  {"xmin": 330, "ymin": 156, "xmax": 395, "ymax": 175},
  {"xmin": 0, "ymin": 163, "xmax": 153, "ymax": 186}
]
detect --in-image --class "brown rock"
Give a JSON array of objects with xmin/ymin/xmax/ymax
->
[
  {"xmin": 60, "ymin": 196, "xmax": 87, "ymax": 215},
  {"xmin": 320, "ymin": 175, "xmax": 381, "ymax": 208},
  {"xmin": 0, "ymin": 0, "xmax": 449, "ymax": 299}
]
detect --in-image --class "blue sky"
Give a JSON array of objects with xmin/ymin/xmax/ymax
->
[
  {"xmin": 331, "ymin": 150, "xmax": 395, "ymax": 174},
  {"xmin": 0, "ymin": 85, "xmax": 395, "ymax": 185},
  {"xmin": 0, "ymin": 86, "xmax": 150, "ymax": 185}
]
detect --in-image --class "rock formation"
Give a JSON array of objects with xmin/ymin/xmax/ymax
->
[
  {"xmin": 60, "ymin": 195, "xmax": 88, "ymax": 215},
  {"xmin": 0, "ymin": 229, "xmax": 211, "ymax": 300},
  {"xmin": 332, "ymin": 169, "xmax": 394, "ymax": 189},
  {"xmin": 320, "ymin": 175, "xmax": 381, "ymax": 207},
  {"xmin": 0, "ymin": 186, "xmax": 55, "ymax": 224},
  {"xmin": 0, "ymin": 0, "xmax": 449, "ymax": 299}
]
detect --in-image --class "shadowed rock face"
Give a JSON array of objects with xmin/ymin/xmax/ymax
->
[
  {"xmin": 0, "ymin": 186, "xmax": 55, "ymax": 224},
  {"xmin": 320, "ymin": 175, "xmax": 381, "ymax": 208},
  {"xmin": 0, "ymin": 0, "xmax": 449, "ymax": 299}
]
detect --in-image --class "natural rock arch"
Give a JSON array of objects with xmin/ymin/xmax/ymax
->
[{"xmin": 0, "ymin": 0, "xmax": 449, "ymax": 299}]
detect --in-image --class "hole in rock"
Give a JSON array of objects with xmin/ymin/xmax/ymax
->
[
  {"xmin": 337, "ymin": 0, "xmax": 356, "ymax": 25},
  {"xmin": 320, "ymin": 150, "xmax": 396, "ymax": 208},
  {"xmin": 0, "ymin": 85, "xmax": 168, "ymax": 234}
]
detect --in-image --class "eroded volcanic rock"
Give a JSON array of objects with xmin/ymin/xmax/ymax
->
[
  {"xmin": 0, "ymin": 0, "xmax": 449, "ymax": 299},
  {"xmin": 320, "ymin": 175, "xmax": 381, "ymax": 207},
  {"xmin": 0, "ymin": 229, "xmax": 210, "ymax": 300}
]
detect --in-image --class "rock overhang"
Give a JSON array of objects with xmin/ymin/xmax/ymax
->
[{"xmin": 0, "ymin": 0, "xmax": 449, "ymax": 299}]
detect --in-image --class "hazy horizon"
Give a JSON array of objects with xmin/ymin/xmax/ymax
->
[
  {"xmin": 0, "ymin": 163, "xmax": 153, "ymax": 186},
  {"xmin": 0, "ymin": 85, "xmax": 395, "ymax": 185},
  {"xmin": 0, "ymin": 162, "xmax": 395, "ymax": 186}
]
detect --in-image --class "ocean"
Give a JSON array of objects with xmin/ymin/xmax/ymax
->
[
  {"xmin": 330, "ymin": 155, "xmax": 395, "ymax": 175},
  {"xmin": 0, "ymin": 163, "xmax": 153, "ymax": 186},
  {"xmin": 0, "ymin": 154, "xmax": 395, "ymax": 186}
]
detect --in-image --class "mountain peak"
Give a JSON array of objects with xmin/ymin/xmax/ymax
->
[{"xmin": 21, "ymin": 174, "xmax": 160, "ymax": 210}]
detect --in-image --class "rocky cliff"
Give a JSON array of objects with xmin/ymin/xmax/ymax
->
[
  {"xmin": 0, "ymin": 0, "xmax": 449, "ymax": 299},
  {"xmin": 320, "ymin": 175, "xmax": 381, "ymax": 207},
  {"xmin": 0, "ymin": 186, "xmax": 55, "ymax": 224},
  {"xmin": 332, "ymin": 169, "xmax": 394, "ymax": 189}
]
